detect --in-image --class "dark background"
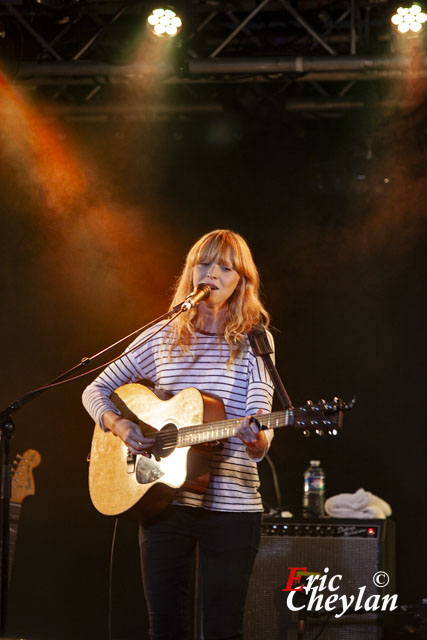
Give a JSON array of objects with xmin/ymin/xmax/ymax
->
[{"xmin": 1, "ymin": 103, "xmax": 426, "ymax": 639}]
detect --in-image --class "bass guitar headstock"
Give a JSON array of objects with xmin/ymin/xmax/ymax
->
[{"xmin": 11, "ymin": 449, "xmax": 42, "ymax": 504}]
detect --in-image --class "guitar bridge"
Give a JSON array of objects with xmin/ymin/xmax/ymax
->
[{"xmin": 127, "ymin": 450, "xmax": 136, "ymax": 474}]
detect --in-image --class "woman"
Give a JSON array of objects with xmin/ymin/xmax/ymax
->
[{"xmin": 82, "ymin": 229, "xmax": 275, "ymax": 640}]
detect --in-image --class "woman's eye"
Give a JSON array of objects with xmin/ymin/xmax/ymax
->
[{"xmin": 221, "ymin": 266, "xmax": 231, "ymax": 271}]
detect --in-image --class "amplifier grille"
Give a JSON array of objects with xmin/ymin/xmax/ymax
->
[{"xmin": 244, "ymin": 518, "xmax": 395, "ymax": 640}]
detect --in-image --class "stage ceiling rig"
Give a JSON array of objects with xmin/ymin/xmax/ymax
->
[{"xmin": 1, "ymin": 0, "xmax": 426, "ymax": 120}]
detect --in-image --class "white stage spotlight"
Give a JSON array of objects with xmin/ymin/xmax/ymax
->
[
  {"xmin": 391, "ymin": 4, "xmax": 426, "ymax": 33},
  {"xmin": 147, "ymin": 8, "xmax": 182, "ymax": 38}
]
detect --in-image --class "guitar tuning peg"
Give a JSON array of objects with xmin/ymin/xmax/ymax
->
[
  {"xmin": 306, "ymin": 400, "xmax": 313, "ymax": 407},
  {"xmin": 315, "ymin": 429, "xmax": 324, "ymax": 437},
  {"xmin": 302, "ymin": 430, "xmax": 311, "ymax": 437}
]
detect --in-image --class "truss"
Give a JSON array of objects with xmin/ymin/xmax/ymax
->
[{"xmin": 0, "ymin": 0, "xmax": 425, "ymax": 118}]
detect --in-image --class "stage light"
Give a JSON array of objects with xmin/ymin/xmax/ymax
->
[
  {"xmin": 391, "ymin": 4, "xmax": 427, "ymax": 33},
  {"xmin": 147, "ymin": 8, "xmax": 182, "ymax": 38}
]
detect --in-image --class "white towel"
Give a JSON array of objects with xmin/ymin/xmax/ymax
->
[
  {"xmin": 369, "ymin": 493, "xmax": 392, "ymax": 517},
  {"xmin": 326, "ymin": 488, "xmax": 372, "ymax": 511},
  {"xmin": 325, "ymin": 488, "xmax": 392, "ymax": 519}
]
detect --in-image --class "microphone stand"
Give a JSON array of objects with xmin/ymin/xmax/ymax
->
[{"xmin": 0, "ymin": 296, "xmax": 197, "ymax": 636}]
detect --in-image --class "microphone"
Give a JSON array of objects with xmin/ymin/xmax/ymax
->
[{"xmin": 181, "ymin": 283, "xmax": 211, "ymax": 311}]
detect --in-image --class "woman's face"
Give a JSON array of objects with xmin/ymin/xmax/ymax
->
[{"xmin": 193, "ymin": 253, "xmax": 240, "ymax": 309}]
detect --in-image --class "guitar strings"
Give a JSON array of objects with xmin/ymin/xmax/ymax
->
[
  {"xmin": 149, "ymin": 411, "xmax": 291, "ymax": 451},
  {"xmin": 148, "ymin": 405, "xmax": 337, "ymax": 453}
]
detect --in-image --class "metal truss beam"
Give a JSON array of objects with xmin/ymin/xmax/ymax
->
[
  {"xmin": 1, "ymin": 0, "xmax": 423, "ymax": 116},
  {"xmin": 13, "ymin": 57, "xmax": 427, "ymax": 80},
  {"xmin": 35, "ymin": 98, "xmax": 418, "ymax": 121}
]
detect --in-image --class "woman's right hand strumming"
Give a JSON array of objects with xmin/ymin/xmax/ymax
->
[{"xmin": 102, "ymin": 410, "xmax": 155, "ymax": 456}]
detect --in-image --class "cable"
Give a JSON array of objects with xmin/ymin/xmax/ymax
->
[
  {"xmin": 3, "ymin": 310, "xmax": 182, "ymax": 417},
  {"xmin": 312, "ymin": 613, "xmax": 334, "ymax": 639},
  {"xmin": 108, "ymin": 517, "xmax": 119, "ymax": 640},
  {"xmin": 264, "ymin": 453, "xmax": 282, "ymax": 508},
  {"xmin": 29, "ymin": 312, "xmax": 181, "ymax": 390}
]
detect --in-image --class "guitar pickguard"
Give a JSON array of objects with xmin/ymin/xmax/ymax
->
[{"xmin": 136, "ymin": 455, "xmax": 165, "ymax": 485}]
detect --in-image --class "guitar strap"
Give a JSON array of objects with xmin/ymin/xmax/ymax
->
[{"xmin": 248, "ymin": 326, "xmax": 293, "ymax": 410}]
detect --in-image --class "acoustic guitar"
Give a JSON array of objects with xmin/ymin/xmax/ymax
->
[{"xmin": 89, "ymin": 384, "xmax": 347, "ymax": 522}]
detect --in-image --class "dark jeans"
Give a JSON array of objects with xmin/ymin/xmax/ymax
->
[{"xmin": 139, "ymin": 505, "xmax": 262, "ymax": 640}]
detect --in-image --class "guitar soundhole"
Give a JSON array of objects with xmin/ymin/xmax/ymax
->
[{"xmin": 152, "ymin": 423, "xmax": 178, "ymax": 459}]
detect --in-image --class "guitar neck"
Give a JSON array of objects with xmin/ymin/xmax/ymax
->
[
  {"xmin": 1, "ymin": 502, "xmax": 22, "ymax": 582},
  {"xmin": 176, "ymin": 409, "xmax": 293, "ymax": 448},
  {"xmin": 10, "ymin": 502, "xmax": 22, "ymax": 559}
]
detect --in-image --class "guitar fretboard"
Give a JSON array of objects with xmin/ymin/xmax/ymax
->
[{"xmin": 176, "ymin": 409, "xmax": 296, "ymax": 447}]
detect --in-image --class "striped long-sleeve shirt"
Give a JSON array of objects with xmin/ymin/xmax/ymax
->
[{"xmin": 82, "ymin": 324, "xmax": 275, "ymax": 512}]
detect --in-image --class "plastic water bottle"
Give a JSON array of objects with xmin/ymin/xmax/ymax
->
[{"xmin": 303, "ymin": 460, "xmax": 325, "ymax": 517}]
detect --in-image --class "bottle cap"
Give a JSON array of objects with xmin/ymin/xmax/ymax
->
[{"xmin": 309, "ymin": 460, "xmax": 320, "ymax": 466}]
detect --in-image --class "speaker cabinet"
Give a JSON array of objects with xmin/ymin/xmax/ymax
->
[{"xmin": 244, "ymin": 518, "xmax": 395, "ymax": 640}]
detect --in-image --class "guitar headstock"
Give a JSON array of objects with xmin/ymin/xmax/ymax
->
[
  {"xmin": 11, "ymin": 449, "xmax": 42, "ymax": 504},
  {"xmin": 293, "ymin": 397, "xmax": 354, "ymax": 436}
]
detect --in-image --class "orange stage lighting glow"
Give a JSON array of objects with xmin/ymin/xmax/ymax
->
[
  {"xmin": 0, "ymin": 67, "xmax": 176, "ymax": 326},
  {"xmin": 0, "ymin": 70, "xmax": 87, "ymax": 216}
]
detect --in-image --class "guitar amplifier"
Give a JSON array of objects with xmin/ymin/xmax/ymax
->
[{"xmin": 244, "ymin": 517, "xmax": 396, "ymax": 640}]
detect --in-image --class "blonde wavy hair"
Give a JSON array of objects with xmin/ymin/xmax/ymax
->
[{"xmin": 166, "ymin": 229, "xmax": 270, "ymax": 363}]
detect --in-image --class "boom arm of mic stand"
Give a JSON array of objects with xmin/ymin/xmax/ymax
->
[{"xmin": 1, "ymin": 302, "xmax": 186, "ymax": 419}]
